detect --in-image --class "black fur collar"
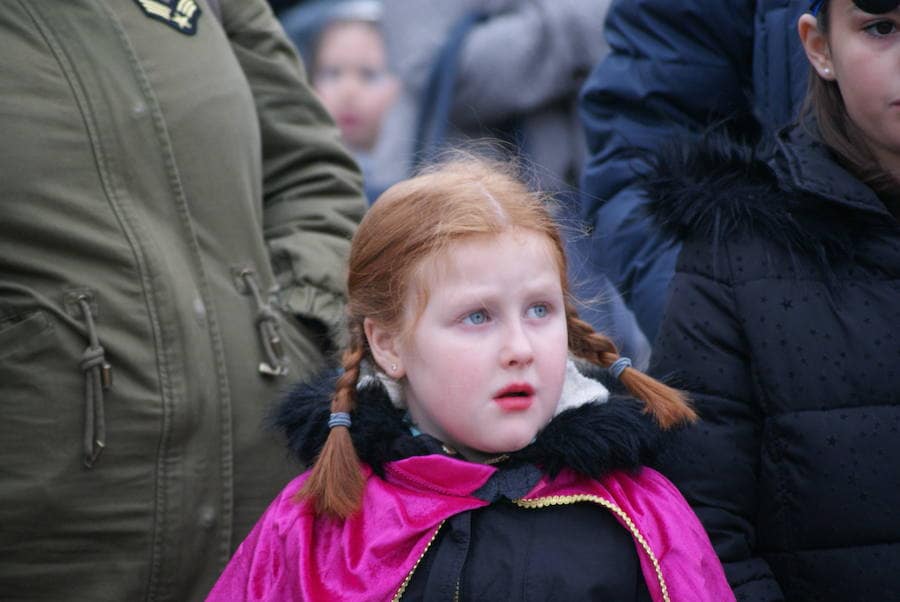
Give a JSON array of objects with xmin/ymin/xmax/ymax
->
[
  {"xmin": 641, "ymin": 124, "xmax": 887, "ymax": 260},
  {"xmin": 274, "ymin": 373, "xmax": 661, "ymax": 481}
]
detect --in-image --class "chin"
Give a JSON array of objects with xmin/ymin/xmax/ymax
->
[{"xmin": 490, "ymin": 429, "xmax": 538, "ymax": 454}]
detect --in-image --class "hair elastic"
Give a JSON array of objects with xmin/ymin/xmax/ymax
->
[
  {"xmin": 608, "ymin": 357, "xmax": 632, "ymax": 380},
  {"xmin": 328, "ymin": 412, "xmax": 352, "ymax": 429}
]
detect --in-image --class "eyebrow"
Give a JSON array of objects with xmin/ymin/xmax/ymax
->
[{"xmin": 440, "ymin": 276, "xmax": 563, "ymax": 305}]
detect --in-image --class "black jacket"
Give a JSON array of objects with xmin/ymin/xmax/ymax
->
[
  {"xmin": 275, "ymin": 375, "xmax": 660, "ymax": 601},
  {"xmin": 646, "ymin": 125, "xmax": 900, "ymax": 601},
  {"xmin": 578, "ymin": 0, "xmax": 811, "ymax": 340}
]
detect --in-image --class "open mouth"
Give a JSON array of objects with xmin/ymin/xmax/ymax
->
[
  {"xmin": 494, "ymin": 383, "xmax": 535, "ymax": 398},
  {"xmin": 493, "ymin": 383, "xmax": 535, "ymax": 410}
]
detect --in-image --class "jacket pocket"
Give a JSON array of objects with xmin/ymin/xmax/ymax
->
[
  {"xmin": 0, "ymin": 309, "xmax": 55, "ymax": 359},
  {"xmin": 274, "ymin": 305, "xmax": 327, "ymax": 379},
  {"xmin": 233, "ymin": 266, "xmax": 291, "ymax": 377},
  {"xmin": 0, "ymin": 304, "xmax": 83, "ymax": 472}
]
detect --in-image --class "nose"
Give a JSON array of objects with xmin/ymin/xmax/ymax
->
[
  {"xmin": 500, "ymin": 319, "xmax": 534, "ymax": 368},
  {"xmin": 341, "ymin": 74, "xmax": 363, "ymax": 96},
  {"xmin": 334, "ymin": 77, "xmax": 356, "ymax": 101}
]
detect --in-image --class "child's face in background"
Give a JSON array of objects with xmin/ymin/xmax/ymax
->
[
  {"xmin": 312, "ymin": 21, "xmax": 398, "ymax": 153},
  {"xmin": 809, "ymin": 2, "xmax": 900, "ymax": 171},
  {"xmin": 390, "ymin": 230, "xmax": 569, "ymax": 461}
]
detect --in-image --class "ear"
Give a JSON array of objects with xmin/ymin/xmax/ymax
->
[
  {"xmin": 798, "ymin": 13, "xmax": 835, "ymax": 81},
  {"xmin": 363, "ymin": 317, "xmax": 405, "ymax": 379}
]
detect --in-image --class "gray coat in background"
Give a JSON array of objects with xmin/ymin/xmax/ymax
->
[
  {"xmin": 368, "ymin": 0, "xmax": 650, "ymax": 367},
  {"xmin": 370, "ymin": 0, "xmax": 612, "ymax": 192},
  {"xmin": 0, "ymin": 1, "xmax": 365, "ymax": 600}
]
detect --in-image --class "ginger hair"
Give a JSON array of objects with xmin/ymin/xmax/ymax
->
[{"xmin": 300, "ymin": 156, "xmax": 695, "ymax": 517}]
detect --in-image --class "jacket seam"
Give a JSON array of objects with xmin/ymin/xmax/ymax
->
[
  {"xmin": 718, "ymin": 238, "xmax": 796, "ymax": 555},
  {"xmin": 765, "ymin": 539, "xmax": 900, "ymax": 554},
  {"xmin": 108, "ymin": 2, "xmax": 237, "ymax": 572},
  {"xmin": 713, "ymin": 241, "xmax": 793, "ymax": 560},
  {"xmin": 678, "ymin": 265, "xmax": 900, "ymax": 288},
  {"xmin": 19, "ymin": 5, "xmax": 181, "ymax": 600},
  {"xmin": 763, "ymin": 400, "xmax": 900, "ymax": 416}
]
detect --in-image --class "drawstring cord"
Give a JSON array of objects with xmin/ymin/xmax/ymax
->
[
  {"xmin": 77, "ymin": 296, "xmax": 112, "ymax": 468},
  {"xmin": 240, "ymin": 270, "xmax": 288, "ymax": 377},
  {"xmin": 0, "ymin": 284, "xmax": 113, "ymax": 467}
]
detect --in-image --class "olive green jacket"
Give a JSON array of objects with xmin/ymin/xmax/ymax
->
[{"xmin": 0, "ymin": 1, "xmax": 365, "ymax": 600}]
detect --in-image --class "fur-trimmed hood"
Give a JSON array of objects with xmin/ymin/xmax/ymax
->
[
  {"xmin": 274, "ymin": 370, "xmax": 662, "ymax": 481},
  {"xmin": 641, "ymin": 122, "xmax": 893, "ymax": 260}
]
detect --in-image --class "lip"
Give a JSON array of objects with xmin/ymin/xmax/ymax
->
[{"xmin": 493, "ymin": 382, "xmax": 535, "ymax": 411}]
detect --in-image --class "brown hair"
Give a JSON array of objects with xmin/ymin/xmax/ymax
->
[
  {"xmin": 300, "ymin": 157, "xmax": 696, "ymax": 517},
  {"xmin": 801, "ymin": 1, "xmax": 897, "ymax": 195}
]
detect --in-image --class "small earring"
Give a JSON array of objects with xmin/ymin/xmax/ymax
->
[
  {"xmin": 822, "ymin": 67, "xmax": 831, "ymax": 76},
  {"xmin": 390, "ymin": 363, "xmax": 397, "ymax": 373}
]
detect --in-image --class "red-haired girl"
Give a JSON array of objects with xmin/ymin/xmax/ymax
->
[{"xmin": 207, "ymin": 159, "xmax": 732, "ymax": 601}]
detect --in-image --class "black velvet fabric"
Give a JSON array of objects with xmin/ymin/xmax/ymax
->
[{"xmin": 402, "ymin": 499, "xmax": 652, "ymax": 602}]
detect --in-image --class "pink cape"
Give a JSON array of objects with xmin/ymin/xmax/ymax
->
[{"xmin": 207, "ymin": 455, "xmax": 734, "ymax": 601}]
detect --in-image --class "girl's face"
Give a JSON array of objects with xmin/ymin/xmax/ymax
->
[
  {"xmin": 367, "ymin": 230, "xmax": 569, "ymax": 461},
  {"xmin": 801, "ymin": 2, "xmax": 900, "ymax": 172},
  {"xmin": 313, "ymin": 22, "xmax": 398, "ymax": 152}
]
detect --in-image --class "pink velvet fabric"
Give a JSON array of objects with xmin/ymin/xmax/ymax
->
[{"xmin": 207, "ymin": 455, "xmax": 733, "ymax": 601}]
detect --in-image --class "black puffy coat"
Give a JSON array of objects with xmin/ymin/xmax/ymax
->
[
  {"xmin": 647, "ymin": 125, "xmax": 900, "ymax": 601},
  {"xmin": 578, "ymin": 0, "xmax": 810, "ymax": 340}
]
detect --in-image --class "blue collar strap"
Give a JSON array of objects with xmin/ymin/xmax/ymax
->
[{"xmin": 811, "ymin": 0, "xmax": 900, "ymax": 14}]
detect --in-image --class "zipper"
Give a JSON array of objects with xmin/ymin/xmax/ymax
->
[
  {"xmin": 393, "ymin": 520, "xmax": 446, "ymax": 601},
  {"xmin": 514, "ymin": 494, "xmax": 670, "ymax": 602}
]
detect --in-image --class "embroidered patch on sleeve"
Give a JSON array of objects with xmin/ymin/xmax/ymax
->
[{"xmin": 133, "ymin": 0, "xmax": 202, "ymax": 35}]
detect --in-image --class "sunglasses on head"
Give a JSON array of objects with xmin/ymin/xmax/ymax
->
[{"xmin": 810, "ymin": 0, "xmax": 900, "ymax": 14}]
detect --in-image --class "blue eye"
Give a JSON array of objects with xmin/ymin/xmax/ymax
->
[
  {"xmin": 462, "ymin": 310, "xmax": 489, "ymax": 325},
  {"xmin": 526, "ymin": 304, "xmax": 550, "ymax": 319}
]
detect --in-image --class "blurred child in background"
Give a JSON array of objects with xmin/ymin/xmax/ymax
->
[{"xmin": 309, "ymin": 1, "xmax": 398, "ymax": 198}]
